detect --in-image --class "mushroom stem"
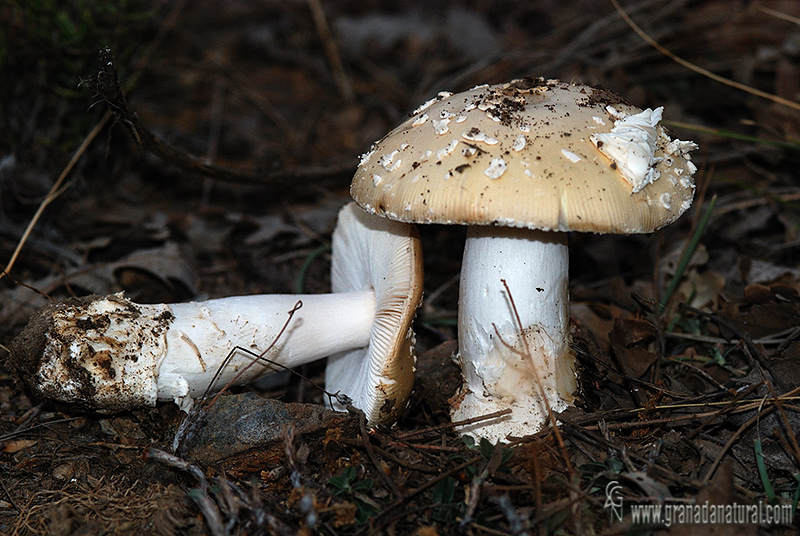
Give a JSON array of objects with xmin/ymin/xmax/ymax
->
[
  {"xmin": 10, "ymin": 290, "xmax": 375, "ymax": 412},
  {"xmin": 453, "ymin": 226, "xmax": 576, "ymax": 441},
  {"xmin": 157, "ymin": 290, "xmax": 376, "ymax": 399}
]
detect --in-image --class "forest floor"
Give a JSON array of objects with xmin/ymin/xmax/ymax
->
[{"xmin": 2, "ymin": 0, "xmax": 800, "ymax": 534}]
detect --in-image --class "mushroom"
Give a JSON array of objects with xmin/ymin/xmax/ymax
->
[
  {"xmin": 349, "ymin": 78, "xmax": 698, "ymax": 441},
  {"xmin": 6, "ymin": 202, "xmax": 423, "ymax": 425}
]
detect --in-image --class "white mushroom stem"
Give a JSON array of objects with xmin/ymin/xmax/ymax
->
[
  {"xmin": 17, "ymin": 290, "xmax": 376, "ymax": 412},
  {"xmin": 156, "ymin": 291, "xmax": 376, "ymax": 400},
  {"xmin": 453, "ymin": 226, "xmax": 576, "ymax": 441}
]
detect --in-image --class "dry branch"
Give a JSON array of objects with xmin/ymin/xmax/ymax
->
[{"xmin": 87, "ymin": 48, "xmax": 353, "ymax": 188}]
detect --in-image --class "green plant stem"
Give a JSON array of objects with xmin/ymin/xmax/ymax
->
[
  {"xmin": 294, "ymin": 244, "xmax": 330, "ymax": 294},
  {"xmin": 664, "ymin": 120, "xmax": 800, "ymax": 152},
  {"xmin": 754, "ymin": 439, "xmax": 776, "ymax": 502},
  {"xmin": 660, "ymin": 195, "xmax": 717, "ymax": 313}
]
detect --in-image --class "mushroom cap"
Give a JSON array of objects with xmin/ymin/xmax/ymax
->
[
  {"xmin": 325, "ymin": 202, "xmax": 424, "ymax": 424},
  {"xmin": 351, "ymin": 78, "xmax": 698, "ymax": 234}
]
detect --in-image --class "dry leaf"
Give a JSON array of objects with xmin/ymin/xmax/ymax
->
[{"xmin": 1, "ymin": 439, "xmax": 37, "ymax": 453}]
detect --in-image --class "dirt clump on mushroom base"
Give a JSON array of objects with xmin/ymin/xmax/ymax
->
[{"xmin": 6, "ymin": 297, "xmax": 106, "ymax": 406}]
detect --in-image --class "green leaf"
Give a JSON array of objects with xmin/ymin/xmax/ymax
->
[
  {"xmin": 579, "ymin": 461, "xmax": 609, "ymax": 475},
  {"xmin": 433, "ymin": 476, "xmax": 456, "ymax": 504},
  {"xmin": 432, "ymin": 503, "xmax": 462, "ymax": 523},
  {"xmin": 463, "ymin": 465, "xmax": 478, "ymax": 481},
  {"xmin": 461, "ymin": 435, "xmax": 476, "ymax": 450},
  {"xmin": 478, "ymin": 437, "xmax": 495, "ymax": 460},
  {"xmin": 328, "ymin": 466, "xmax": 357, "ymax": 492},
  {"xmin": 606, "ymin": 457, "xmax": 625, "ymax": 474},
  {"xmin": 354, "ymin": 500, "xmax": 378, "ymax": 524},
  {"xmin": 186, "ymin": 488, "xmax": 204, "ymax": 500},
  {"xmin": 352, "ymin": 478, "xmax": 373, "ymax": 493},
  {"xmin": 661, "ymin": 195, "xmax": 717, "ymax": 314}
]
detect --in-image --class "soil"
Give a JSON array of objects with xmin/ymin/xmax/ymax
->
[{"xmin": 2, "ymin": 1, "xmax": 800, "ymax": 534}]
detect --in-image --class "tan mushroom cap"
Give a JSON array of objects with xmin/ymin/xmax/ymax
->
[{"xmin": 351, "ymin": 78, "xmax": 697, "ymax": 234}]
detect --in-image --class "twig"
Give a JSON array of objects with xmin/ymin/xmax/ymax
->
[
  {"xmin": 763, "ymin": 383, "xmax": 800, "ymax": 465},
  {"xmin": 339, "ymin": 437, "xmax": 442, "ymax": 473},
  {"xmin": 759, "ymin": 5, "xmax": 800, "ymax": 26},
  {"xmin": 199, "ymin": 76, "xmax": 227, "ymax": 207},
  {"xmin": 664, "ymin": 355, "xmax": 731, "ymax": 390},
  {"xmin": 678, "ymin": 303, "xmax": 780, "ymax": 384},
  {"xmin": 348, "ymin": 404, "xmax": 404, "ymax": 500},
  {"xmin": 666, "ymin": 328, "xmax": 800, "ymax": 346},
  {"xmin": 1, "ymin": 0, "xmax": 189, "ymax": 282},
  {"xmin": 775, "ymin": 327, "xmax": 800, "ymax": 354},
  {"xmin": 559, "ymin": 415, "xmax": 707, "ymax": 490},
  {"xmin": 387, "ymin": 441, "xmax": 461, "ymax": 453},
  {"xmin": 395, "ymin": 408, "xmax": 512, "ymax": 440},
  {"xmin": 89, "ymin": 48, "xmax": 353, "ymax": 187},
  {"xmin": 357, "ymin": 454, "xmax": 485, "ymax": 535},
  {"xmin": 0, "ymin": 417, "xmax": 83, "ymax": 443},
  {"xmin": 147, "ymin": 448, "xmax": 225, "ymax": 536},
  {"xmin": 572, "ymin": 343, "xmax": 687, "ymax": 399},
  {"xmin": 585, "ymin": 385, "xmax": 800, "ymax": 440},
  {"xmin": 491, "ymin": 494, "xmax": 530, "ymax": 536},
  {"xmin": 0, "ymin": 474, "xmax": 20, "ymax": 512},
  {"xmin": 498, "ymin": 279, "xmax": 573, "ymax": 474},
  {"xmin": 307, "ymin": 0, "xmax": 353, "ymax": 102},
  {"xmin": 683, "ymin": 382, "xmax": 764, "ymax": 440},
  {"xmin": 701, "ymin": 397, "xmax": 778, "ymax": 484},
  {"xmin": 12, "ymin": 403, "xmax": 43, "ymax": 433},
  {"xmin": 583, "ymin": 411, "xmax": 721, "ymax": 432},
  {"xmin": 460, "ymin": 443, "xmax": 506, "ymax": 532},
  {"xmin": 282, "ymin": 424, "xmax": 318, "ymax": 528}
]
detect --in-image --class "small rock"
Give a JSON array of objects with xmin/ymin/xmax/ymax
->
[{"xmin": 179, "ymin": 392, "xmax": 357, "ymax": 477}]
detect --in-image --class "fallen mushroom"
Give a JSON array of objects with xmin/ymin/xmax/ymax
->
[
  {"xmin": 6, "ymin": 202, "xmax": 423, "ymax": 425},
  {"xmin": 350, "ymin": 77, "xmax": 698, "ymax": 441}
]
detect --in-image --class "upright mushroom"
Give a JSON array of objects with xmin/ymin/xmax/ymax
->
[
  {"xmin": 7, "ymin": 202, "xmax": 423, "ymax": 425},
  {"xmin": 350, "ymin": 78, "xmax": 698, "ymax": 441}
]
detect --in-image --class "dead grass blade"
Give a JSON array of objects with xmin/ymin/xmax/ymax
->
[
  {"xmin": 610, "ymin": 0, "xmax": 800, "ymax": 112},
  {"xmin": 0, "ymin": 113, "xmax": 110, "ymax": 282},
  {"xmin": 1, "ymin": 0, "xmax": 189, "ymax": 283},
  {"xmin": 759, "ymin": 5, "xmax": 800, "ymax": 26},
  {"xmin": 702, "ymin": 385, "xmax": 800, "ymax": 483}
]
